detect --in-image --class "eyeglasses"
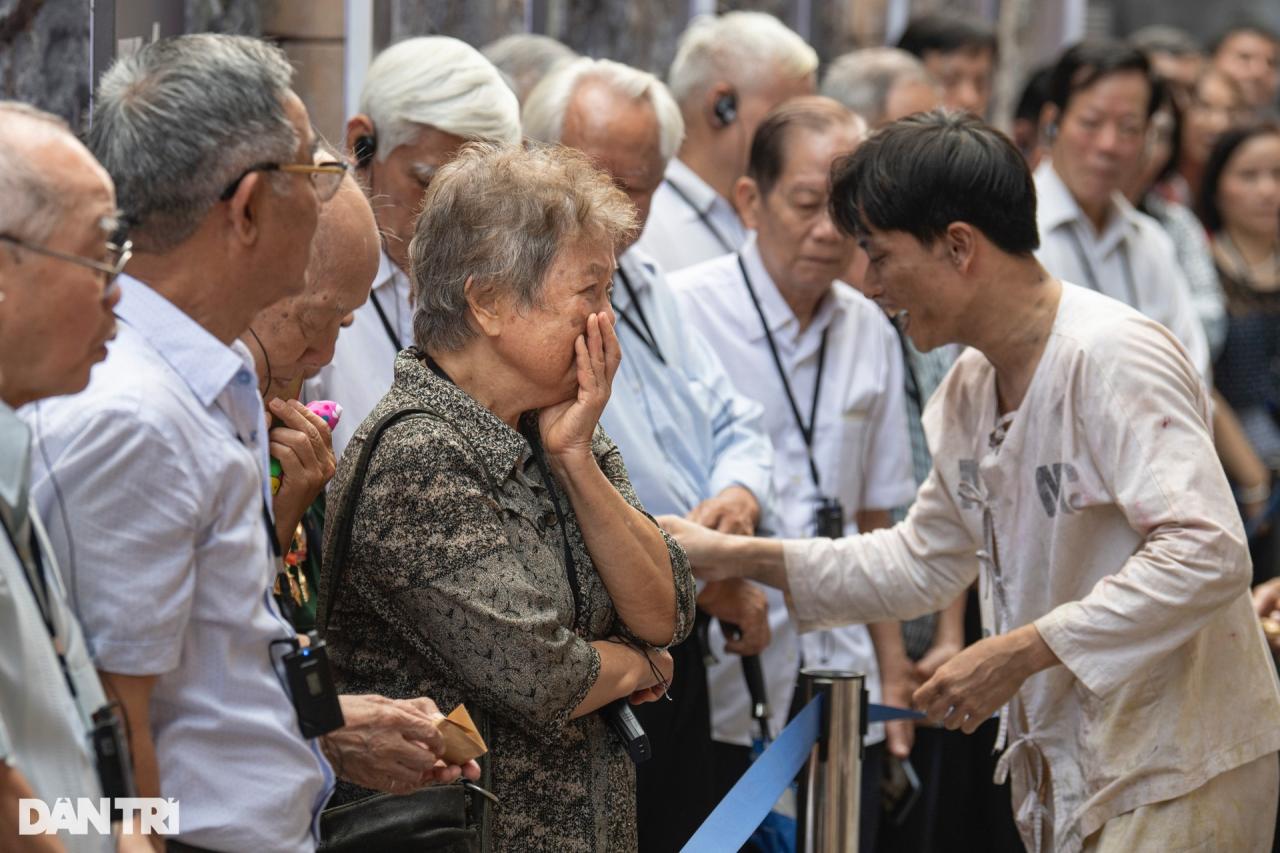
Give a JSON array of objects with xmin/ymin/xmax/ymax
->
[
  {"xmin": 0, "ymin": 234, "xmax": 133, "ymax": 288},
  {"xmin": 218, "ymin": 161, "xmax": 349, "ymax": 202}
]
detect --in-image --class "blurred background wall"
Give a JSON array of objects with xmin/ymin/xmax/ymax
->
[{"xmin": 3, "ymin": 0, "xmax": 1277, "ymax": 142}]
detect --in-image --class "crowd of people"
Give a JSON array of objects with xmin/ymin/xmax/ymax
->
[{"xmin": 2, "ymin": 7, "xmax": 1279, "ymax": 853}]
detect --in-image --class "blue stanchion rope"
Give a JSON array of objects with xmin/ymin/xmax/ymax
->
[{"xmin": 681, "ymin": 698, "xmax": 923, "ymax": 852}]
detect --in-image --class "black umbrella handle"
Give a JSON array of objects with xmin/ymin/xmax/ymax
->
[{"xmin": 722, "ymin": 620, "xmax": 770, "ymax": 740}]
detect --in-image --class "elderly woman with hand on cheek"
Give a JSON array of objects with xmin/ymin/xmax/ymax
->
[{"xmin": 320, "ymin": 141, "xmax": 695, "ymax": 852}]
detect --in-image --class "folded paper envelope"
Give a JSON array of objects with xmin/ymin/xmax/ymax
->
[{"xmin": 439, "ymin": 704, "xmax": 488, "ymax": 764}]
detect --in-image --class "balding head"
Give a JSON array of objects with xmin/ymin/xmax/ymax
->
[
  {"xmin": 248, "ymin": 174, "xmax": 379, "ymax": 395},
  {"xmin": 525, "ymin": 58, "xmax": 683, "ymax": 242},
  {"xmin": 0, "ymin": 102, "xmax": 120, "ymax": 406}
]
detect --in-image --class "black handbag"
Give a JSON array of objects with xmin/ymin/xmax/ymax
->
[{"xmin": 318, "ymin": 405, "xmax": 501, "ymax": 852}]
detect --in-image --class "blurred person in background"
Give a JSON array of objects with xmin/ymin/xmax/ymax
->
[
  {"xmin": 1035, "ymin": 40, "xmax": 1210, "ymax": 380},
  {"xmin": 1210, "ymin": 22, "xmax": 1279, "ymax": 119},
  {"xmin": 482, "ymin": 33, "xmax": 578, "ymax": 105},
  {"xmin": 821, "ymin": 47, "xmax": 941, "ymax": 128},
  {"xmin": 306, "ymin": 36, "xmax": 520, "ymax": 458},
  {"xmin": 1169, "ymin": 67, "xmax": 1249, "ymax": 209},
  {"xmin": 524, "ymin": 56, "xmax": 775, "ymax": 852},
  {"xmin": 636, "ymin": 11, "xmax": 817, "ymax": 272},
  {"xmin": 1122, "ymin": 79, "xmax": 1227, "ymax": 356},
  {"xmin": 1012, "ymin": 66, "xmax": 1054, "ymax": 171},
  {"xmin": 1130, "ymin": 25, "xmax": 1204, "ymax": 100},
  {"xmin": 1199, "ymin": 124, "xmax": 1280, "ymax": 580},
  {"xmin": 897, "ymin": 11, "xmax": 997, "ymax": 118}
]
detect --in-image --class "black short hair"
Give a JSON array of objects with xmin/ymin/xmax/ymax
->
[
  {"xmin": 830, "ymin": 110, "xmax": 1039, "ymax": 255},
  {"xmin": 1048, "ymin": 40, "xmax": 1159, "ymax": 119},
  {"xmin": 1208, "ymin": 19, "xmax": 1279, "ymax": 57},
  {"xmin": 1197, "ymin": 122, "xmax": 1280, "ymax": 233},
  {"xmin": 897, "ymin": 12, "xmax": 997, "ymax": 60},
  {"xmin": 747, "ymin": 96, "xmax": 858, "ymax": 198},
  {"xmin": 1015, "ymin": 65, "xmax": 1054, "ymax": 123}
]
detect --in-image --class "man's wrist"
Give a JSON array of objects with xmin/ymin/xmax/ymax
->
[{"xmin": 1012, "ymin": 623, "xmax": 1059, "ymax": 679}]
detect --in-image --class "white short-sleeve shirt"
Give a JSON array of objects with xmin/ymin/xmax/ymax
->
[
  {"xmin": 670, "ymin": 239, "xmax": 915, "ymax": 746},
  {"xmin": 27, "ymin": 276, "xmax": 333, "ymax": 852}
]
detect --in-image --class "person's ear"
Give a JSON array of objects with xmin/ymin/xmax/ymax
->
[
  {"xmin": 1039, "ymin": 103, "xmax": 1060, "ymax": 144},
  {"xmin": 735, "ymin": 176, "xmax": 762, "ymax": 231},
  {"xmin": 346, "ymin": 114, "xmax": 376, "ymax": 170},
  {"xmin": 944, "ymin": 222, "xmax": 978, "ymax": 274},
  {"xmin": 225, "ymin": 172, "xmax": 264, "ymax": 248},
  {"xmin": 464, "ymin": 275, "xmax": 503, "ymax": 337}
]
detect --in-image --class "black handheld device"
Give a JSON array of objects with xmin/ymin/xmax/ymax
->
[
  {"xmin": 603, "ymin": 699, "xmax": 651, "ymax": 765},
  {"xmin": 815, "ymin": 497, "xmax": 845, "ymax": 539},
  {"xmin": 91, "ymin": 704, "xmax": 136, "ymax": 802},
  {"xmin": 283, "ymin": 633, "xmax": 345, "ymax": 738}
]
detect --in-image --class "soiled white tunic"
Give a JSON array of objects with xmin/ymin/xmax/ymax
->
[{"xmin": 780, "ymin": 283, "xmax": 1280, "ymax": 852}]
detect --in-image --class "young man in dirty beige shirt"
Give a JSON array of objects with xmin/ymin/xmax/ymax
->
[{"xmin": 661, "ymin": 111, "xmax": 1280, "ymax": 853}]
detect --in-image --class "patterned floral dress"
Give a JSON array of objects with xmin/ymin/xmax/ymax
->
[{"xmin": 321, "ymin": 350, "xmax": 696, "ymax": 852}]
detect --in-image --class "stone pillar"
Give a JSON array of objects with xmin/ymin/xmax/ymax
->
[
  {"xmin": 1, "ymin": 0, "xmax": 91, "ymax": 129},
  {"xmin": 264, "ymin": 0, "xmax": 346, "ymax": 145}
]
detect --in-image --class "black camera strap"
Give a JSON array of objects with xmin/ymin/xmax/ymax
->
[
  {"xmin": 613, "ymin": 267, "xmax": 666, "ymax": 366},
  {"xmin": 736, "ymin": 253, "xmax": 829, "ymax": 493}
]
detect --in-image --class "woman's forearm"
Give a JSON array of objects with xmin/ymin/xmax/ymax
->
[
  {"xmin": 552, "ymin": 453, "xmax": 678, "ymax": 645},
  {"xmin": 572, "ymin": 641, "xmax": 659, "ymax": 718}
]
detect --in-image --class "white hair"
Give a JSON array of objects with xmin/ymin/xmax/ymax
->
[
  {"xmin": 522, "ymin": 57, "xmax": 685, "ymax": 161},
  {"xmin": 821, "ymin": 48, "xmax": 936, "ymax": 126},
  {"xmin": 667, "ymin": 11, "xmax": 818, "ymax": 107},
  {"xmin": 481, "ymin": 33, "xmax": 578, "ymax": 104},
  {"xmin": 0, "ymin": 102, "xmax": 79, "ymax": 243},
  {"xmin": 359, "ymin": 36, "xmax": 521, "ymax": 159}
]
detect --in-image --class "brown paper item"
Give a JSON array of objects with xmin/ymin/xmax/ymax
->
[{"xmin": 438, "ymin": 704, "xmax": 488, "ymax": 764}]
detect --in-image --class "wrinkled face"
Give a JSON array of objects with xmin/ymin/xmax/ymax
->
[
  {"xmin": 491, "ymin": 236, "xmax": 616, "ymax": 406},
  {"xmin": 881, "ymin": 77, "xmax": 941, "ymax": 126},
  {"xmin": 746, "ymin": 125, "xmax": 861, "ymax": 298},
  {"xmin": 363, "ymin": 124, "xmax": 468, "ymax": 274},
  {"xmin": 560, "ymin": 82, "xmax": 666, "ymax": 245},
  {"xmin": 855, "ymin": 223, "xmax": 961, "ymax": 352},
  {"xmin": 254, "ymin": 182, "xmax": 380, "ymax": 388},
  {"xmin": 1184, "ymin": 71, "xmax": 1248, "ymax": 167},
  {"xmin": 0, "ymin": 139, "xmax": 121, "ymax": 405},
  {"xmin": 1053, "ymin": 71, "xmax": 1151, "ymax": 215},
  {"xmin": 1217, "ymin": 132, "xmax": 1280, "ymax": 239},
  {"xmin": 922, "ymin": 47, "xmax": 994, "ymax": 117},
  {"xmin": 1214, "ymin": 31, "xmax": 1279, "ymax": 110}
]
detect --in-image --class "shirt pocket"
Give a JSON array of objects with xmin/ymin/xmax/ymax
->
[{"xmin": 833, "ymin": 407, "xmax": 872, "ymax": 511}]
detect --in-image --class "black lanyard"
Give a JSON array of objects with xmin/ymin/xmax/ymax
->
[
  {"xmin": 894, "ymin": 323, "xmax": 924, "ymax": 414},
  {"xmin": 369, "ymin": 287, "xmax": 404, "ymax": 353},
  {"xmin": 663, "ymin": 177, "xmax": 736, "ymax": 254},
  {"xmin": 423, "ymin": 354, "xmax": 585, "ymax": 630},
  {"xmin": 1065, "ymin": 224, "xmax": 1137, "ymax": 306},
  {"xmin": 613, "ymin": 267, "xmax": 665, "ymax": 365},
  {"xmin": 736, "ymin": 254, "xmax": 829, "ymax": 491},
  {"xmin": 2, "ymin": 510, "xmax": 81, "ymax": 702}
]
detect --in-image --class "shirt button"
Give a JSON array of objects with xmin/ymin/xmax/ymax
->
[
  {"xmin": 542, "ymin": 511, "xmax": 558, "ymax": 529},
  {"xmin": 235, "ymin": 370, "xmax": 253, "ymax": 385}
]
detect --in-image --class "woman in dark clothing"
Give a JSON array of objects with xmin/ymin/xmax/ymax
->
[{"xmin": 321, "ymin": 142, "xmax": 696, "ymax": 852}]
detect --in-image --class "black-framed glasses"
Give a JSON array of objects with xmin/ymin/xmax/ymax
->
[
  {"xmin": 0, "ymin": 234, "xmax": 132, "ymax": 288},
  {"xmin": 219, "ymin": 161, "xmax": 349, "ymax": 202}
]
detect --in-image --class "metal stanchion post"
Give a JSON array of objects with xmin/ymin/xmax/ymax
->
[{"xmin": 797, "ymin": 669, "xmax": 866, "ymax": 853}]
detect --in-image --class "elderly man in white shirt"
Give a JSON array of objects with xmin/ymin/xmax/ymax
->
[
  {"xmin": 635, "ymin": 11, "xmax": 816, "ymax": 272},
  {"xmin": 0, "ymin": 102, "xmax": 146, "ymax": 853},
  {"xmin": 662, "ymin": 111, "xmax": 1280, "ymax": 853},
  {"xmin": 27, "ymin": 36, "xmax": 338, "ymax": 852},
  {"xmin": 670, "ymin": 97, "xmax": 917, "ymax": 850},
  {"xmin": 306, "ymin": 37, "xmax": 521, "ymax": 457},
  {"xmin": 1034, "ymin": 40, "xmax": 1210, "ymax": 380}
]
